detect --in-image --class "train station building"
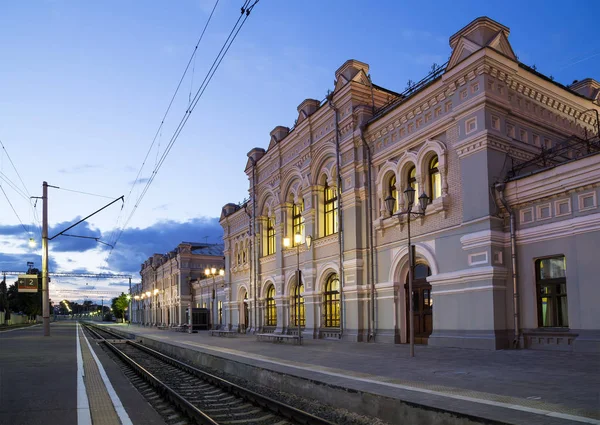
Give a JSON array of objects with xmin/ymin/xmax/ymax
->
[{"xmin": 215, "ymin": 17, "xmax": 599, "ymax": 352}]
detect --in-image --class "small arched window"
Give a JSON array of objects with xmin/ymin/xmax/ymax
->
[
  {"xmin": 324, "ymin": 182, "xmax": 338, "ymax": 236},
  {"xmin": 265, "ymin": 285, "xmax": 276, "ymax": 326},
  {"xmin": 291, "ymin": 283, "xmax": 305, "ymax": 326},
  {"xmin": 408, "ymin": 165, "xmax": 418, "ymax": 196},
  {"xmin": 323, "ymin": 274, "xmax": 340, "ymax": 327},
  {"xmin": 292, "ymin": 199, "xmax": 304, "ymax": 246},
  {"xmin": 236, "ymin": 243, "xmax": 241, "ymax": 265},
  {"xmin": 242, "ymin": 242, "xmax": 247, "ymax": 263},
  {"xmin": 429, "ymin": 156, "xmax": 441, "ymax": 201},
  {"xmin": 388, "ymin": 174, "xmax": 398, "ymax": 214},
  {"xmin": 266, "ymin": 217, "xmax": 276, "ymax": 255}
]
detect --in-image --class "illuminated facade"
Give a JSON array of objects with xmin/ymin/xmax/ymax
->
[{"xmin": 219, "ymin": 17, "xmax": 600, "ymax": 351}]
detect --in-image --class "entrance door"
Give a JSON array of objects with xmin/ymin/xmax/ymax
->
[{"xmin": 405, "ymin": 264, "xmax": 432, "ymax": 344}]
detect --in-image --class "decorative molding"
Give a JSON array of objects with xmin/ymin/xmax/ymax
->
[
  {"xmin": 460, "ymin": 230, "xmax": 506, "ymax": 250},
  {"xmin": 428, "ymin": 266, "xmax": 508, "ymax": 286},
  {"xmin": 313, "ymin": 233, "xmax": 339, "ymax": 248},
  {"xmin": 516, "ymin": 212, "xmax": 600, "ymax": 245}
]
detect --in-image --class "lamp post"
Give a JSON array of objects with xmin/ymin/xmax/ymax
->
[
  {"xmin": 205, "ymin": 267, "xmax": 225, "ymax": 329},
  {"xmin": 384, "ymin": 186, "xmax": 429, "ymax": 358},
  {"xmin": 283, "ymin": 233, "xmax": 312, "ymax": 345}
]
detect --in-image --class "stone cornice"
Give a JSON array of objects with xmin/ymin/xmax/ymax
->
[
  {"xmin": 455, "ymin": 130, "xmax": 538, "ymax": 161},
  {"xmin": 504, "ymin": 153, "xmax": 600, "ymax": 205}
]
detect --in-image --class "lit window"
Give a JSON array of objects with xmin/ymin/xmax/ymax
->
[
  {"xmin": 324, "ymin": 182, "xmax": 338, "ymax": 236},
  {"xmin": 429, "ymin": 156, "xmax": 441, "ymax": 201},
  {"xmin": 292, "ymin": 199, "xmax": 304, "ymax": 246},
  {"xmin": 323, "ymin": 274, "xmax": 340, "ymax": 328},
  {"xmin": 536, "ymin": 256, "xmax": 568, "ymax": 327},
  {"xmin": 388, "ymin": 174, "xmax": 398, "ymax": 214},
  {"xmin": 265, "ymin": 285, "xmax": 276, "ymax": 326},
  {"xmin": 266, "ymin": 217, "xmax": 275, "ymax": 255},
  {"xmin": 291, "ymin": 283, "xmax": 305, "ymax": 327},
  {"xmin": 408, "ymin": 165, "xmax": 418, "ymax": 196},
  {"xmin": 218, "ymin": 300, "xmax": 223, "ymax": 325}
]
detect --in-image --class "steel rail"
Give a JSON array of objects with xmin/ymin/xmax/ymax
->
[
  {"xmin": 102, "ymin": 339, "xmax": 220, "ymax": 425},
  {"xmin": 125, "ymin": 340, "xmax": 335, "ymax": 425}
]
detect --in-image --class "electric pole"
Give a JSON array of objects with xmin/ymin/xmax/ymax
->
[{"xmin": 42, "ymin": 181, "xmax": 50, "ymax": 336}]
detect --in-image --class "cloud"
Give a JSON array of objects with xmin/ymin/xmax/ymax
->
[
  {"xmin": 129, "ymin": 177, "xmax": 150, "ymax": 185},
  {"xmin": 58, "ymin": 164, "xmax": 102, "ymax": 174},
  {"xmin": 108, "ymin": 282, "xmax": 130, "ymax": 287},
  {"xmin": 152, "ymin": 203, "xmax": 170, "ymax": 211}
]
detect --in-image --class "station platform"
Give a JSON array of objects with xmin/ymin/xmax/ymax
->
[
  {"xmin": 0, "ymin": 322, "xmax": 165, "ymax": 425},
  {"xmin": 101, "ymin": 323, "xmax": 600, "ymax": 425}
]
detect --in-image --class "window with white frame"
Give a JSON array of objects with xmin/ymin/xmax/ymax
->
[
  {"xmin": 520, "ymin": 129, "xmax": 528, "ymax": 143},
  {"xmin": 554, "ymin": 199, "xmax": 571, "ymax": 217},
  {"xmin": 578, "ymin": 192, "xmax": 597, "ymax": 211},
  {"xmin": 491, "ymin": 115, "xmax": 500, "ymax": 130},
  {"xmin": 520, "ymin": 207, "xmax": 534, "ymax": 224},
  {"xmin": 465, "ymin": 117, "xmax": 477, "ymax": 134},
  {"xmin": 537, "ymin": 203, "xmax": 552, "ymax": 221},
  {"xmin": 429, "ymin": 156, "xmax": 441, "ymax": 201}
]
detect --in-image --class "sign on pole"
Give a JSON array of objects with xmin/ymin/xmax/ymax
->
[{"xmin": 18, "ymin": 274, "xmax": 39, "ymax": 293}]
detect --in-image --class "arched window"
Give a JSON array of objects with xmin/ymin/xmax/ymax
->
[
  {"xmin": 291, "ymin": 283, "xmax": 305, "ymax": 326},
  {"xmin": 242, "ymin": 242, "xmax": 247, "ymax": 263},
  {"xmin": 265, "ymin": 285, "xmax": 276, "ymax": 326},
  {"xmin": 218, "ymin": 300, "xmax": 223, "ymax": 325},
  {"xmin": 236, "ymin": 243, "xmax": 241, "ymax": 265},
  {"xmin": 324, "ymin": 182, "xmax": 338, "ymax": 236},
  {"xmin": 266, "ymin": 217, "xmax": 275, "ymax": 255},
  {"xmin": 388, "ymin": 174, "xmax": 398, "ymax": 214},
  {"xmin": 429, "ymin": 156, "xmax": 441, "ymax": 201},
  {"xmin": 292, "ymin": 199, "xmax": 304, "ymax": 246},
  {"xmin": 408, "ymin": 165, "xmax": 418, "ymax": 196},
  {"xmin": 323, "ymin": 274, "xmax": 340, "ymax": 327}
]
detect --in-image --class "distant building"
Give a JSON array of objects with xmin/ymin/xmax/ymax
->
[
  {"xmin": 219, "ymin": 17, "xmax": 600, "ymax": 351},
  {"xmin": 133, "ymin": 242, "xmax": 224, "ymax": 326}
]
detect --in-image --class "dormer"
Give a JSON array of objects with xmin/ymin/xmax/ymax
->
[
  {"xmin": 447, "ymin": 17, "xmax": 516, "ymax": 71},
  {"xmin": 245, "ymin": 147, "xmax": 266, "ymax": 171},
  {"xmin": 296, "ymin": 98, "xmax": 321, "ymax": 124},
  {"xmin": 221, "ymin": 203, "xmax": 240, "ymax": 218},
  {"xmin": 569, "ymin": 79, "xmax": 600, "ymax": 104},
  {"xmin": 267, "ymin": 126, "xmax": 290, "ymax": 149},
  {"xmin": 333, "ymin": 59, "xmax": 370, "ymax": 92}
]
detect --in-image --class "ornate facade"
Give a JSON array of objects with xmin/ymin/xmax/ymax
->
[
  {"xmin": 219, "ymin": 17, "xmax": 600, "ymax": 351},
  {"xmin": 133, "ymin": 242, "xmax": 224, "ymax": 327}
]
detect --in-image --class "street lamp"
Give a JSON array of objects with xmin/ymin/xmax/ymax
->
[
  {"xmin": 283, "ymin": 233, "xmax": 312, "ymax": 345},
  {"xmin": 205, "ymin": 267, "xmax": 225, "ymax": 329},
  {"xmin": 384, "ymin": 186, "xmax": 429, "ymax": 358}
]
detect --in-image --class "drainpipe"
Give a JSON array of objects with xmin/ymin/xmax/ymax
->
[
  {"xmin": 328, "ymin": 95, "xmax": 344, "ymax": 338},
  {"xmin": 249, "ymin": 157, "xmax": 258, "ymax": 334},
  {"xmin": 496, "ymin": 183, "xmax": 520, "ymax": 348},
  {"xmin": 359, "ymin": 125, "xmax": 376, "ymax": 341}
]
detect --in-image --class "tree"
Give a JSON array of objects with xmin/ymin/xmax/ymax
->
[{"xmin": 111, "ymin": 293, "xmax": 129, "ymax": 323}]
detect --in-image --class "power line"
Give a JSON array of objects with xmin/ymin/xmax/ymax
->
[
  {"xmin": 105, "ymin": 0, "xmax": 222, "ymax": 253},
  {"xmin": 106, "ymin": 0, "xmax": 259, "ymax": 261},
  {"xmin": 0, "ymin": 138, "xmax": 31, "ymax": 197},
  {"xmin": 0, "ymin": 171, "xmax": 29, "ymax": 201},
  {"xmin": 55, "ymin": 186, "xmax": 115, "ymax": 199},
  {"xmin": 0, "ymin": 184, "xmax": 28, "ymax": 234}
]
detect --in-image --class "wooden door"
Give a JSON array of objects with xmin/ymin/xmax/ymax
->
[{"xmin": 405, "ymin": 264, "xmax": 432, "ymax": 344}]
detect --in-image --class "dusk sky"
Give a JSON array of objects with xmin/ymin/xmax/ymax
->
[{"xmin": 1, "ymin": 0, "xmax": 599, "ymax": 302}]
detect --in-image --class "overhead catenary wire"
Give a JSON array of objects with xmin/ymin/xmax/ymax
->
[
  {"xmin": 103, "ymin": 0, "xmax": 221, "ymax": 253},
  {"xmin": 0, "ymin": 184, "xmax": 29, "ymax": 234},
  {"xmin": 0, "ymin": 138, "xmax": 31, "ymax": 197},
  {"xmin": 106, "ymin": 0, "xmax": 259, "ymax": 261},
  {"xmin": 55, "ymin": 186, "xmax": 115, "ymax": 199}
]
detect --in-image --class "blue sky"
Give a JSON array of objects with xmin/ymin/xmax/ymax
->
[{"xmin": 1, "ymin": 0, "xmax": 599, "ymax": 301}]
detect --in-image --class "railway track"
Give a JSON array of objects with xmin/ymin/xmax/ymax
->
[{"xmin": 81, "ymin": 323, "xmax": 334, "ymax": 425}]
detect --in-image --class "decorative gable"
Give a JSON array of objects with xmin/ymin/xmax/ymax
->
[
  {"xmin": 447, "ymin": 17, "xmax": 516, "ymax": 71},
  {"xmin": 333, "ymin": 59, "xmax": 370, "ymax": 92}
]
